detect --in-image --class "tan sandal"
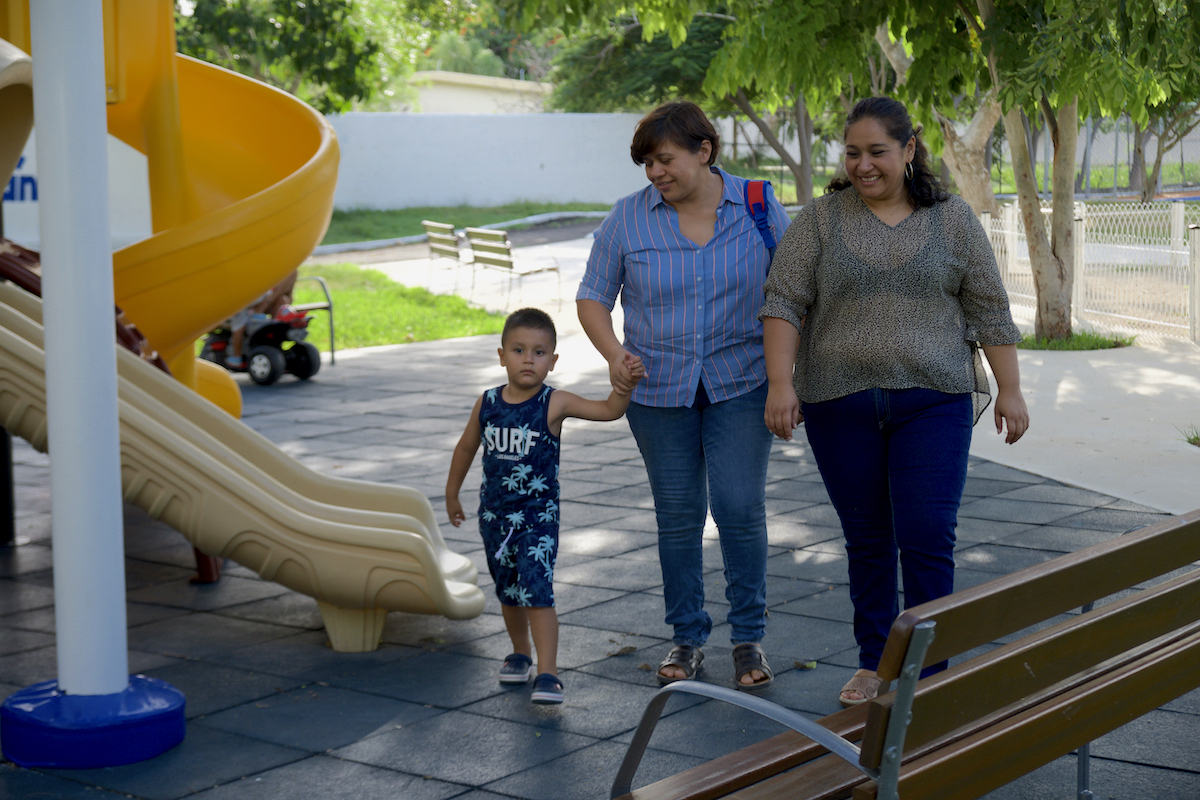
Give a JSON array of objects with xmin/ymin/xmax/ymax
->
[{"xmin": 839, "ymin": 669, "xmax": 885, "ymax": 707}]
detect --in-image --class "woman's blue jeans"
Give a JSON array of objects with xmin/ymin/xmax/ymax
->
[
  {"xmin": 803, "ymin": 388, "xmax": 973, "ymax": 673},
  {"xmin": 626, "ymin": 384, "xmax": 773, "ymax": 647}
]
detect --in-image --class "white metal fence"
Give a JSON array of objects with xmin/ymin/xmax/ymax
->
[{"xmin": 982, "ymin": 200, "xmax": 1200, "ymax": 342}]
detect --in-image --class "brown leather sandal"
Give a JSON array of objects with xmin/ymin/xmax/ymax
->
[
  {"xmin": 839, "ymin": 669, "xmax": 885, "ymax": 707},
  {"xmin": 657, "ymin": 644, "xmax": 704, "ymax": 685},
  {"xmin": 732, "ymin": 643, "xmax": 774, "ymax": 691}
]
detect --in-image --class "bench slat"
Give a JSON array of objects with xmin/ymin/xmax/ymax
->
[
  {"xmin": 856, "ymin": 628, "xmax": 1200, "ymax": 800},
  {"xmin": 877, "ymin": 511, "xmax": 1200, "ymax": 680},
  {"xmin": 619, "ymin": 707, "xmax": 869, "ymax": 800},
  {"xmin": 861, "ymin": 565, "xmax": 1200, "ymax": 768},
  {"xmin": 464, "ymin": 227, "xmax": 508, "ymax": 243}
]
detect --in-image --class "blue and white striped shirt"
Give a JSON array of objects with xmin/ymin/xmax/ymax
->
[{"xmin": 577, "ymin": 168, "xmax": 791, "ymax": 408}]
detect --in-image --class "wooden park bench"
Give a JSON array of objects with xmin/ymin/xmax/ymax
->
[
  {"xmin": 612, "ymin": 508, "xmax": 1200, "ymax": 800},
  {"xmin": 464, "ymin": 226, "xmax": 561, "ymax": 311},
  {"xmin": 422, "ymin": 220, "xmax": 461, "ymax": 263}
]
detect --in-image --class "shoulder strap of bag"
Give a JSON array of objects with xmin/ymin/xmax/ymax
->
[{"xmin": 743, "ymin": 179, "xmax": 777, "ymax": 263}]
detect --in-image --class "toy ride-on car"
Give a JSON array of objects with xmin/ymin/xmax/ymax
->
[{"xmin": 200, "ymin": 305, "xmax": 321, "ymax": 385}]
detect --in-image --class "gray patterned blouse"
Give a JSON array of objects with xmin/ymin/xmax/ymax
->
[{"xmin": 759, "ymin": 188, "xmax": 1020, "ymax": 415}]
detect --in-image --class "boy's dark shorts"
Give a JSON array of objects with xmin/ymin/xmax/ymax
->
[{"xmin": 480, "ymin": 523, "xmax": 558, "ymax": 608}]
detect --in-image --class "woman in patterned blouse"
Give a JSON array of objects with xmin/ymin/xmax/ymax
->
[{"xmin": 760, "ymin": 96, "xmax": 1029, "ymax": 707}]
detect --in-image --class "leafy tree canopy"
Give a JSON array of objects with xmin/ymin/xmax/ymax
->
[
  {"xmin": 176, "ymin": 0, "xmax": 382, "ymax": 114},
  {"xmin": 548, "ymin": 14, "xmax": 727, "ymax": 112},
  {"xmin": 418, "ymin": 31, "xmax": 507, "ymax": 76}
]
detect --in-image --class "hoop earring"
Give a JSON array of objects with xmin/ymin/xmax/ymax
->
[{"xmin": 905, "ymin": 162, "xmax": 914, "ymax": 181}]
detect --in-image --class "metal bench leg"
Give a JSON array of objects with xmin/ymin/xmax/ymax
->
[
  {"xmin": 1077, "ymin": 741, "xmax": 1094, "ymax": 799},
  {"xmin": 326, "ymin": 304, "xmax": 335, "ymax": 365}
]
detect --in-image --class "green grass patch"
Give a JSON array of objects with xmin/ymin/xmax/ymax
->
[
  {"xmin": 1180, "ymin": 424, "xmax": 1200, "ymax": 448},
  {"xmin": 1016, "ymin": 330, "xmax": 1136, "ymax": 350},
  {"xmin": 322, "ymin": 202, "xmax": 614, "ymax": 245},
  {"xmin": 291, "ymin": 263, "xmax": 505, "ymax": 350}
]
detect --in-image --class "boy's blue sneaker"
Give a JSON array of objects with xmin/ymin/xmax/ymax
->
[
  {"xmin": 499, "ymin": 653, "xmax": 534, "ymax": 685},
  {"xmin": 531, "ymin": 673, "xmax": 563, "ymax": 705}
]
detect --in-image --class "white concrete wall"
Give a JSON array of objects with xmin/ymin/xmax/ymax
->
[
  {"xmin": 410, "ymin": 71, "xmax": 551, "ymax": 114},
  {"xmin": 1, "ymin": 132, "xmax": 151, "ymax": 252},
  {"xmin": 329, "ymin": 112, "xmax": 648, "ymax": 209}
]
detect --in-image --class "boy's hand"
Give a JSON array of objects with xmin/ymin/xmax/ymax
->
[{"xmin": 447, "ymin": 498, "xmax": 465, "ymax": 527}]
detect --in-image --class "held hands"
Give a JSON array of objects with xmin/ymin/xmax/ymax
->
[
  {"xmin": 610, "ymin": 350, "xmax": 646, "ymax": 396},
  {"xmin": 765, "ymin": 382, "xmax": 802, "ymax": 440},
  {"xmin": 993, "ymin": 387, "xmax": 1029, "ymax": 444}
]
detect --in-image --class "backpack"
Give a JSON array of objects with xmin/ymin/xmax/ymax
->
[{"xmin": 743, "ymin": 179, "xmax": 777, "ymax": 263}]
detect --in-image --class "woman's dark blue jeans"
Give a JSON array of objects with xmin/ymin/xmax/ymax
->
[{"xmin": 803, "ymin": 387, "xmax": 973, "ymax": 673}]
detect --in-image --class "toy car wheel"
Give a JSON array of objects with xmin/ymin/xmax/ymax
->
[
  {"xmin": 286, "ymin": 341, "xmax": 321, "ymax": 380},
  {"xmin": 247, "ymin": 346, "xmax": 286, "ymax": 385}
]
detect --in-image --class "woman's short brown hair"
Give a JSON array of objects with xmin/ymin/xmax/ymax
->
[{"xmin": 630, "ymin": 101, "xmax": 720, "ymax": 166}]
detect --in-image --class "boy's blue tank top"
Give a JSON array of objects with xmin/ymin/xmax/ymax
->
[{"xmin": 478, "ymin": 385, "xmax": 560, "ymax": 533}]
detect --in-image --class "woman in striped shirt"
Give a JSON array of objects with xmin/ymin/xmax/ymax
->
[{"xmin": 577, "ymin": 101, "xmax": 790, "ymax": 691}]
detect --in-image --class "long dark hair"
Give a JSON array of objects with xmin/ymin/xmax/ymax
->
[{"xmin": 826, "ymin": 97, "xmax": 948, "ymax": 208}]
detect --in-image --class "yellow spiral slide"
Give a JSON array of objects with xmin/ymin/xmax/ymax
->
[{"xmin": 0, "ymin": 1, "xmax": 484, "ymax": 649}]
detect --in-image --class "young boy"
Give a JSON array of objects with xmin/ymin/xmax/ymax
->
[{"xmin": 446, "ymin": 308, "xmax": 643, "ymax": 705}]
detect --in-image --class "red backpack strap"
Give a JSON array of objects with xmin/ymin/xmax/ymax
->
[{"xmin": 743, "ymin": 180, "xmax": 776, "ymax": 261}]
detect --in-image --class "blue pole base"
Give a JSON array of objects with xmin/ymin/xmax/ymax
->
[{"xmin": 0, "ymin": 675, "xmax": 186, "ymax": 768}]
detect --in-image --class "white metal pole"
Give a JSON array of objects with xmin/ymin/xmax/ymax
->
[{"xmin": 30, "ymin": 0, "xmax": 129, "ymax": 695}]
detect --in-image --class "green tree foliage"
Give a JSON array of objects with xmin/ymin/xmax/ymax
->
[
  {"xmin": 352, "ymin": 0, "xmax": 472, "ymax": 110},
  {"xmin": 176, "ymin": 0, "xmax": 381, "ymax": 114},
  {"xmin": 548, "ymin": 14, "xmax": 727, "ymax": 112},
  {"xmin": 418, "ymin": 31, "xmax": 507, "ymax": 77}
]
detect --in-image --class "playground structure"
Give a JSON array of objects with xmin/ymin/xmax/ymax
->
[{"xmin": 0, "ymin": 2, "xmax": 481, "ymax": 657}]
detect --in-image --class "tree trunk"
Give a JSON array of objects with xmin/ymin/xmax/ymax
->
[
  {"xmin": 1146, "ymin": 130, "xmax": 1167, "ymax": 203},
  {"xmin": 933, "ymin": 91, "xmax": 1003, "ymax": 216},
  {"xmin": 735, "ymin": 118, "xmax": 759, "ymax": 168},
  {"xmin": 1130, "ymin": 122, "xmax": 1150, "ymax": 199},
  {"xmin": 875, "ymin": 23, "xmax": 999, "ymax": 216},
  {"xmin": 1002, "ymin": 98, "xmax": 1076, "ymax": 340},
  {"xmin": 793, "ymin": 89, "xmax": 814, "ymax": 204},
  {"xmin": 731, "ymin": 89, "xmax": 803, "ymax": 189}
]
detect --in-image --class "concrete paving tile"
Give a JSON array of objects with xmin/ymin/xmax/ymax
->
[
  {"xmin": 1091, "ymin": 708, "xmax": 1200, "ymax": 771},
  {"xmin": 772, "ymin": 584, "xmax": 854, "ymax": 623},
  {"xmin": 379, "ymin": 607, "xmax": 508, "ymax": 649},
  {"xmin": 979, "ymin": 751, "xmax": 1200, "ymax": 799},
  {"xmin": 1052, "ymin": 507, "xmax": 1173, "ymax": 532},
  {"xmin": 199, "ymin": 685, "xmax": 444, "ymax": 751},
  {"xmin": 142, "ymin": 660, "xmax": 302, "ymax": 719},
  {"xmin": 121, "ymin": 558, "xmax": 199, "ymax": 590},
  {"xmin": 547, "ymin": 582, "xmax": 626, "ymax": 614},
  {"xmin": 127, "ymin": 541, "xmax": 199, "ymax": 570},
  {"xmin": 39, "ymin": 724, "xmax": 308, "ymax": 800},
  {"xmin": 958, "ymin": 497, "xmax": 1092, "ymax": 525},
  {"xmin": 557, "ymin": 500, "xmax": 643, "ymax": 528},
  {"xmin": 1163, "ymin": 685, "xmax": 1200, "ymax": 715},
  {"xmin": 764, "ymin": 479, "xmax": 832, "ymax": 504},
  {"xmin": 557, "ymin": 593, "xmax": 674, "ymax": 639},
  {"xmin": 186, "ymin": 755, "xmax": 466, "ymax": 800},
  {"xmin": 765, "ymin": 548, "xmax": 849, "ymax": 584},
  {"xmin": 333, "ymin": 710, "xmax": 597, "ymax": 786},
  {"xmin": 482, "ymin": 740, "xmax": 706, "ymax": 800},
  {"xmin": 0, "ymin": 764, "xmax": 127, "ymax": 799},
  {"xmin": 965, "ymin": 461, "xmax": 1045, "ymax": 484},
  {"xmin": 214, "ymin": 592, "xmax": 326, "ymax": 630},
  {"xmin": 560, "ymin": 444, "xmax": 642, "ymax": 465},
  {"xmin": 0, "ymin": 542, "xmax": 53, "ymax": 577},
  {"xmin": 125, "ymin": 575, "xmax": 294, "ymax": 612},
  {"xmin": 559, "ymin": 477, "xmax": 626, "ymax": 500},
  {"xmin": 574, "ymin": 484, "xmax": 657, "ymax": 510},
  {"xmin": 767, "ymin": 661, "xmax": 860, "ymax": 717},
  {"xmin": 719, "ymin": 612, "xmax": 857, "ymax": 664},
  {"xmin": 608, "ymin": 694, "xmax": 797, "ymax": 761},
  {"xmin": 954, "ymin": 543, "xmax": 1063, "ymax": 574},
  {"xmin": 449, "ymin": 624, "xmax": 661, "ymax": 673},
  {"xmin": 330, "ymin": 650, "xmax": 510, "ymax": 708},
  {"xmin": 204, "ymin": 631, "xmax": 422, "ymax": 682},
  {"xmin": 993, "ymin": 483, "xmax": 1118, "ymax": 507},
  {"xmin": 462, "ymin": 669, "xmax": 663, "ymax": 739},
  {"xmin": 765, "ymin": 520, "xmax": 843, "ymax": 549},
  {"xmin": 0, "ymin": 577, "xmax": 54, "ymax": 616},
  {"xmin": 961, "ymin": 477, "xmax": 1037, "ymax": 497},
  {"xmin": 998, "ymin": 524, "xmax": 1120, "ymax": 552},
  {"xmin": 0, "ymin": 626, "xmax": 54, "ymax": 656},
  {"xmin": 954, "ymin": 516, "xmax": 1036, "ymax": 544},
  {"xmin": 127, "ymin": 613, "xmax": 300, "ymax": 659},
  {"xmin": 765, "ymin": 458, "xmax": 823, "ymax": 481},
  {"xmin": 557, "ymin": 527, "xmax": 657, "ymax": 558},
  {"xmin": 12, "ymin": 513, "xmax": 51, "ymax": 542},
  {"xmin": 775, "ymin": 502, "xmax": 843, "ymax": 528},
  {"xmin": 554, "ymin": 557, "xmax": 664, "ymax": 592}
]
